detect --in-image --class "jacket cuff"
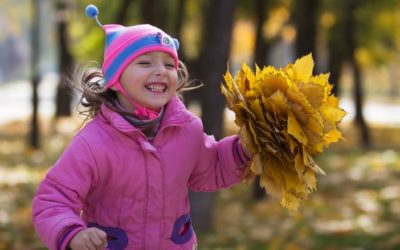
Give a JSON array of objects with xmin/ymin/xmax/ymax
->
[
  {"xmin": 58, "ymin": 225, "xmax": 86, "ymax": 250},
  {"xmin": 233, "ymin": 138, "xmax": 251, "ymax": 167}
]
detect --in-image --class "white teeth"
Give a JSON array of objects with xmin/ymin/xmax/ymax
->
[{"xmin": 146, "ymin": 84, "xmax": 166, "ymax": 92}]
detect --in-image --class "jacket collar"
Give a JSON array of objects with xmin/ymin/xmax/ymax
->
[
  {"xmin": 160, "ymin": 95, "xmax": 193, "ymax": 127},
  {"xmin": 99, "ymin": 95, "xmax": 193, "ymax": 134}
]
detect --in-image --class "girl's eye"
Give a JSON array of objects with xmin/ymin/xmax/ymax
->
[
  {"xmin": 138, "ymin": 61, "xmax": 150, "ymax": 65},
  {"xmin": 165, "ymin": 63, "xmax": 175, "ymax": 68}
]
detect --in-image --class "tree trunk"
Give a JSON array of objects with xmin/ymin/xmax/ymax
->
[
  {"xmin": 174, "ymin": 0, "xmax": 185, "ymax": 40},
  {"xmin": 55, "ymin": 0, "xmax": 74, "ymax": 117},
  {"xmin": 253, "ymin": 0, "xmax": 269, "ymax": 67},
  {"xmin": 190, "ymin": 0, "xmax": 237, "ymax": 232},
  {"xmin": 115, "ymin": 0, "xmax": 134, "ymax": 25},
  {"xmin": 328, "ymin": 40, "xmax": 343, "ymax": 97},
  {"xmin": 252, "ymin": 0, "xmax": 270, "ymax": 200},
  {"xmin": 30, "ymin": 0, "xmax": 41, "ymax": 149},
  {"xmin": 345, "ymin": 1, "xmax": 370, "ymax": 148},
  {"xmin": 141, "ymin": 0, "xmax": 169, "ymax": 31},
  {"xmin": 327, "ymin": 3, "xmax": 347, "ymax": 97},
  {"xmin": 171, "ymin": 0, "xmax": 197, "ymax": 106},
  {"xmin": 198, "ymin": 0, "xmax": 236, "ymax": 140},
  {"xmin": 294, "ymin": 0, "xmax": 320, "ymax": 60},
  {"xmin": 173, "ymin": 0, "xmax": 187, "ymax": 62},
  {"xmin": 141, "ymin": 0, "xmax": 156, "ymax": 25},
  {"xmin": 352, "ymin": 61, "xmax": 370, "ymax": 147}
]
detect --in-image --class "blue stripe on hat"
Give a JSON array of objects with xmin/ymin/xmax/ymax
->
[
  {"xmin": 104, "ymin": 34, "xmax": 177, "ymax": 83},
  {"xmin": 105, "ymin": 30, "xmax": 124, "ymax": 47}
]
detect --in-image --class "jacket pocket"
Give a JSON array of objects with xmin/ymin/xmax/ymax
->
[{"xmin": 171, "ymin": 213, "xmax": 194, "ymax": 245}]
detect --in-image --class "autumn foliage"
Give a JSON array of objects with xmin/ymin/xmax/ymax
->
[{"xmin": 221, "ymin": 54, "xmax": 347, "ymax": 210}]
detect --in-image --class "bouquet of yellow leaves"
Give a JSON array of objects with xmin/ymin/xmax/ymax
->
[{"xmin": 221, "ymin": 54, "xmax": 346, "ymax": 210}]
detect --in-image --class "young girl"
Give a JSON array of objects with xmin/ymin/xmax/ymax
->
[{"xmin": 32, "ymin": 5, "xmax": 250, "ymax": 250}]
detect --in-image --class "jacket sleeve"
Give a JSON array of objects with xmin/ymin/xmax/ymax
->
[
  {"xmin": 32, "ymin": 134, "xmax": 99, "ymax": 250},
  {"xmin": 188, "ymin": 118, "xmax": 249, "ymax": 192}
]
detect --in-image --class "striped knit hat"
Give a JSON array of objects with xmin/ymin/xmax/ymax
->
[{"xmin": 85, "ymin": 5, "xmax": 179, "ymax": 89}]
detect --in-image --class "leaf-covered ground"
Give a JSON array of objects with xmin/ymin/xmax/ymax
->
[{"xmin": 0, "ymin": 118, "xmax": 399, "ymax": 250}]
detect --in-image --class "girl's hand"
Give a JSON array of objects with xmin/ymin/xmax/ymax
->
[{"xmin": 68, "ymin": 227, "xmax": 107, "ymax": 250}]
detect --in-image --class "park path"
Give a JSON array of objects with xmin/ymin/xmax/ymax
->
[{"xmin": 1, "ymin": 75, "xmax": 400, "ymax": 126}]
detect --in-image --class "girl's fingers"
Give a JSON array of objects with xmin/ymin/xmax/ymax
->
[
  {"xmin": 69, "ymin": 228, "xmax": 107, "ymax": 250},
  {"xmin": 82, "ymin": 245, "xmax": 92, "ymax": 250},
  {"xmin": 89, "ymin": 236, "xmax": 102, "ymax": 249},
  {"xmin": 89, "ymin": 234, "xmax": 106, "ymax": 249},
  {"xmin": 91, "ymin": 228, "xmax": 108, "ymax": 248}
]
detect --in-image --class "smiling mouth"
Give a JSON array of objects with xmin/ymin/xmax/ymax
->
[{"xmin": 145, "ymin": 83, "xmax": 167, "ymax": 92}]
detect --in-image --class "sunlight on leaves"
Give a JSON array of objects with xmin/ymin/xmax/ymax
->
[{"xmin": 221, "ymin": 54, "xmax": 347, "ymax": 210}]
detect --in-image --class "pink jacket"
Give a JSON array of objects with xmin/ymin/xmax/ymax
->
[{"xmin": 32, "ymin": 96, "xmax": 248, "ymax": 250}]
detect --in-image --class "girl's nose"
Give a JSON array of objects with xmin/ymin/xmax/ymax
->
[{"xmin": 154, "ymin": 63, "xmax": 167, "ymax": 76}]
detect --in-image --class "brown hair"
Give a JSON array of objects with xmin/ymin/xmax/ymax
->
[{"xmin": 72, "ymin": 61, "xmax": 198, "ymax": 124}]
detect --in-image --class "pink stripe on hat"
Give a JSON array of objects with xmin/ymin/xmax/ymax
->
[{"xmin": 103, "ymin": 27, "xmax": 153, "ymax": 60}]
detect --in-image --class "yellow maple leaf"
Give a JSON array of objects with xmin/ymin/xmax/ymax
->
[
  {"xmin": 288, "ymin": 112, "xmax": 308, "ymax": 144},
  {"xmin": 288, "ymin": 53, "xmax": 314, "ymax": 83}
]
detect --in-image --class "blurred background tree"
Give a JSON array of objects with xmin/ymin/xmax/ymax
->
[{"xmin": 54, "ymin": 0, "xmax": 75, "ymax": 118}]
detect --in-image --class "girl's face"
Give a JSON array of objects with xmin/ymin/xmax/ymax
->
[{"xmin": 116, "ymin": 51, "xmax": 178, "ymax": 111}]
